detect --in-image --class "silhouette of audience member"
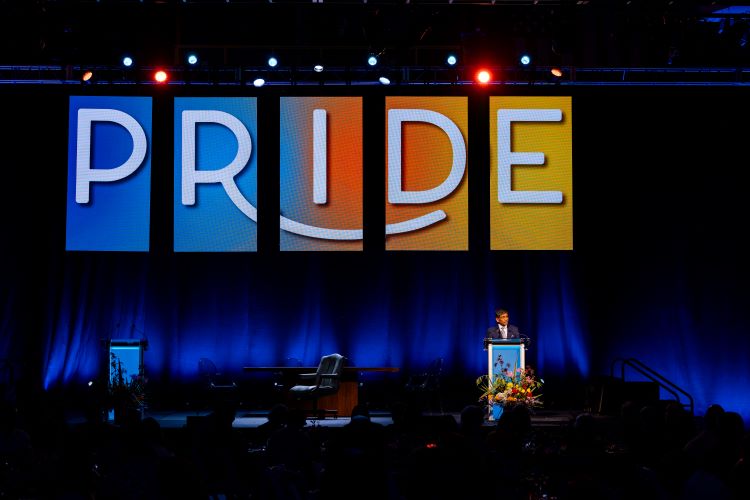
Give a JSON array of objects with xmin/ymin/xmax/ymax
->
[
  {"xmin": 323, "ymin": 405, "xmax": 387, "ymax": 499},
  {"xmin": 189, "ymin": 400, "xmax": 243, "ymax": 498},
  {"xmin": 684, "ymin": 403, "xmax": 725, "ymax": 466},
  {"xmin": 264, "ymin": 408, "xmax": 316, "ymax": 497},
  {"xmin": 662, "ymin": 401, "xmax": 696, "ymax": 453},
  {"xmin": 680, "ymin": 407, "xmax": 743, "ymax": 500},
  {"xmin": 559, "ymin": 412, "xmax": 611, "ymax": 500},
  {"xmin": 564, "ymin": 412, "xmax": 603, "ymax": 456},
  {"xmin": 444, "ymin": 405, "xmax": 487, "ymax": 499},
  {"xmin": 341, "ymin": 404, "xmax": 386, "ymax": 453},
  {"xmin": 255, "ymin": 403, "xmax": 288, "ymax": 447},
  {"xmin": 0, "ymin": 401, "xmax": 34, "ymax": 497},
  {"xmin": 635, "ymin": 404, "xmax": 666, "ymax": 469},
  {"xmin": 484, "ymin": 405, "xmax": 532, "ymax": 499},
  {"xmin": 728, "ymin": 431, "xmax": 750, "ymax": 500},
  {"xmin": 157, "ymin": 455, "xmax": 208, "ymax": 500},
  {"xmin": 452, "ymin": 404, "xmax": 488, "ymax": 467}
]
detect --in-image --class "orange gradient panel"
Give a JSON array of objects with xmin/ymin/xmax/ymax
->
[
  {"xmin": 489, "ymin": 96, "xmax": 573, "ymax": 250},
  {"xmin": 385, "ymin": 97, "xmax": 468, "ymax": 250},
  {"xmin": 280, "ymin": 97, "xmax": 363, "ymax": 251}
]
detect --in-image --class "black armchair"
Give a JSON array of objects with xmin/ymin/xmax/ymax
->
[{"xmin": 288, "ymin": 353, "xmax": 345, "ymax": 418}]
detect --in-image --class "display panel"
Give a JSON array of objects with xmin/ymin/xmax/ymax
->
[
  {"xmin": 66, "ymin": 96, "xmax": 152, "ymax": 251},
  {"xmin": 489, "ymin": 96, "xmax": 573, "ymax": 250},
  {"xmin": 64, "ymin": 92, "xmax": 571, "ymax": 253},
  {"xmin": 385, "ymin": 96, "xmax": 469, "ymax": 251},
  {"xmin": 174, "ymin": 97, "xmax": 258, "ymax": 252},
  {"xmin": 279, "ymin": 97, "xmax": 363, "ymax": 251}
]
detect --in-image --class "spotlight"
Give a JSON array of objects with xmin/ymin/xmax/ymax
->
[
  {"xmin": 122, "ymin": 56, "xmax": 133, "ymax": 67},
  {"xmin": 378, "ymin": 76, "xmax": 391, "ymax": 85},
  {"xmin": 520, "ymin": 54, "xmax": 531, "ymax": 66},
  {"xmin": 550, "ymin": 67, "xmax": 563, "ymax": 78},
  {"xmin": 268, "ymin": 56, "xmax": 278, "ymax": 68},
  {"xmin": 253, "ymin": 77, "xmax": 265, "ymax": 87},
  {"xmin": 187, "ymin": 53, "xmax": 198, "ymax": 65},
  {"xmin": 154, "ymin": 70, "xmax": 168, "ymax": 83},
  {"xmin": 313, "ymin": 64, "xmax": 324, "ymax": 73},
  {"xmin": 81, "ymin": 70, "xmax": 93, "ymax": 82},
  {"xmin": 446, "ymin": 54, "xmax": 457, "ymax": 66},
  {"xmin": 367, "ymin": 54, "xmax": 378, "ymax": 66},
  {"xmin": 88, "ymin": 381, "xmax": 94, "ymax": 387},
  {"xmin": 476, "ymin": 69, "xmax": 491, "ymax": 84}
]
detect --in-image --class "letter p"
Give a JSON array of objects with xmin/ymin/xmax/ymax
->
[{"xmin": 75, "ymin": 108, "xmax": 148, "ymax": 204}]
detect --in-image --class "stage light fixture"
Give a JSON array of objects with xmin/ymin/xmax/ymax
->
[
  {"xmin": 154, "ymin": 70, "xmax": 168, "ymax": 83},
  {"xmin": 187, "ymin": 53, "xmax": 198, "ymax": 65},
  {"xmin": 253, "ymin": 77, "xmax": 265, "ymax": 87},
  {"xmin": 520, "ymin": 54, "xmax": 531, "ymax": 66},
  {"xmin": 550, "ymin": 67, "xmax": 563, "ymax": 78},
  {"xmin": 313, "ymin": 64, "xmax": 324, "ymax": 73},
  {"xmin": 476, "ymin": 69, "xmax": 491, "ymax": 84},
  {"xmin": 446, "ymin": 54, "xmax": 457, "ymax": 66},
  {"xmin": 268, "ymin": 56, "xmax": 278, "ymax": 68},
  {"xmin": 378, "ymin": 76, "xmax": 391, "ymax": 85},
  {"xmin": 367, "ymin": 54, "xmax": 378, "ymax": 66},
  {"xmin": 81, "ymin": 70, "xmax": 94, "ymax": 82},
  {"xmin": 122, "ymin": 56, "xmax": 133, "ymax": 67}
]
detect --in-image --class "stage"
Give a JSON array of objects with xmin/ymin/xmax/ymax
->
[{"xmin": 65, "ymin": 407, "xmax": 585, "ymax": 430}]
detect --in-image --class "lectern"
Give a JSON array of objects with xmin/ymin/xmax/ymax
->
[
  {"xmin": 105, "ymin": 338, "xmax": 147, "ymax": 421},
  {"xmin": 484, "ymin": 338, "xmax": 526, "ymax": 381},
  {"xmin": 108, "ymin": 339, "xmax": 148, "ymax": 383}
]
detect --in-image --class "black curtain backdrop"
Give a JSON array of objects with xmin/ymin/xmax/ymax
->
[{"xmin": 1, "ymin": 85, "xmax": 748, "ymax": 421}]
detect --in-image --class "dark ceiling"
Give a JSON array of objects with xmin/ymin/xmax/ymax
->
[{"xmin": 2, "ymin": 0, "xmax": 750, "ymax": 69}]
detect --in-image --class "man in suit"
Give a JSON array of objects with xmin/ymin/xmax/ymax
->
[{"xmin": 486, "ymin": 308, "xmax": 521, "ymax": 340}]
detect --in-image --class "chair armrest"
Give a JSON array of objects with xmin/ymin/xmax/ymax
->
[{"xmin": 299, "ymin": 373, "xmax": 318, "ymax": 379}]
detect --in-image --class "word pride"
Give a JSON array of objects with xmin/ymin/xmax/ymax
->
[{"xmin": 66, "ymin": 96, "xmax": 571, "ymax": 252}]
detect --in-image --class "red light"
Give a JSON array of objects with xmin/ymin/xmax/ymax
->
[
  {"xmin": 154, "ymin": 70, "xmax": 168, "ymax": 83},
  {"xmin": 426, "ymin": 442, "xmax": 438, "ymax": 449},
  {"xmin": 476, "ymin": 70, "xmax": 491, "ymax": 84}
]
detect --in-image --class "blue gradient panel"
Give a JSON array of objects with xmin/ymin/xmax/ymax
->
[
  {"xmin": 66, "ymin": 96, "xmax": 152, "ymax": 251},
  {"xmin": 174, "ymin": 98, "xmax": 257, "ymax": 252}
]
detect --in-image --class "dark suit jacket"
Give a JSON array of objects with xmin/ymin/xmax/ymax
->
[{"xmin": 486, "ymin": 324, "xmax": 520, "ymax": 340}]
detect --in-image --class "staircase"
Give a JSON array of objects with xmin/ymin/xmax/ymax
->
[{"xmin": 594, "ymin": 358, "xmax": 694, "ymax": 416}]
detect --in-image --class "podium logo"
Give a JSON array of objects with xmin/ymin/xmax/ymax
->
[
  {"xmin": 279, "ymin": 97, "xmax": 363, "ymax": 251},
  {"xmin": 66, "ymin": 96, "xmax": 152, "ymax": 251},
  {"xmin": 386, "ymin": 97, "xmax": 468, "ymax": 250},
  {"xmin": 174, "ymin": 98, "xmax": 258, "ymax": 252}
]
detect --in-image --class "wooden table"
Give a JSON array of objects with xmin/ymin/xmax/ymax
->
[{"xmin": 243, "ymin": 366, "xmax": 399, "ymax": 416}]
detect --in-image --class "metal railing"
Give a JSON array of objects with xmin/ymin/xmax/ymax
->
[{"xmin": 610, "ymin": 357, "xmax": 694, "ymax": 415}]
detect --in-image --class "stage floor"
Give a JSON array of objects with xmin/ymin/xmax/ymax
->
[{"xmin": 67, "ymin": 408, "xmax": 584, "ymax": 430}]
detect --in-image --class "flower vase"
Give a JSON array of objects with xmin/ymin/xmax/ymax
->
[{"xmin": 491, "ymin": 404, "xmax": 504, "ymax": 421}]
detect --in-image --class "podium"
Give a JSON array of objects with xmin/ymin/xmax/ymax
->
[
  {"xmin": 105, "ymin": 338, "xmax": 148, "ymax": 421},
  {"xmin": 107, "ymin": 339, "xmax": 148, "ymax": 383},
  {"xmin": 484, "ymin": 338, "xmax": 526, "ymax": 381}
]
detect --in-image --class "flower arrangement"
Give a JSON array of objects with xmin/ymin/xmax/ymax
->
[
  {"xmin": 476, "ymin": 360, "xmax": 543, "ymax": 411},
  {"xmin": 109, "ymin": 352, "xmax": 147, "ymax": 411}
]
